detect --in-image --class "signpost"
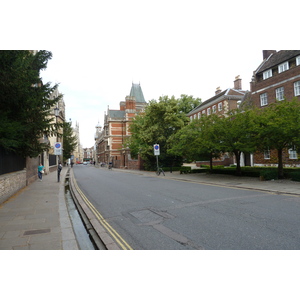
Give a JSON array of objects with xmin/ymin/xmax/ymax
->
[
  {"xmin": 154, "ymin": 144, "xmax": 160, "ymax": 171},
  {"xmin": 54, "ymin": 142, "xmax": 62, "ymax": 156}
]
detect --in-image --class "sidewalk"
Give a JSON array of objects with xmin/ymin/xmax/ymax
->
[
  {"xmin": 0, "ymin": 167, "xmax": 78, "ymax": 250},
  {"xmin": 1, "ymin": 166, "xmax": 299, "ymax": 250}
]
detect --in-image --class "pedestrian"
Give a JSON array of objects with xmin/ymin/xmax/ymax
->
[
  {"xmin": 38, "ymin": 163, "xmax": 44, "ymax": 181},
  {"xmin": 57, "ymin": 162, "xmax": 62, "ymax": 182}
]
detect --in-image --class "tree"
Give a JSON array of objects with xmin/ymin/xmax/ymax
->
[
  {"xmin": 62, "ymin": 121, "xmax": 77, "ymax": 162},
  {"xmin": 168, "ymin": 114, "xmax": 222, "ymax": 170},
  {"xmin": 217, "ymin": 109, "xmax": 258, "ymax": 175},
  {"xmin": 127, "ymin": 95, "xmax": 192, "ymax": 170},
  {"xmin": 255, "ymin": 98, "xmax": 300, "ymax": 178},
  {"xmin": 0, "ymin": 50, "xmax": 61, "ymax": 158},
  {"xmin": 177, "ymin": 94, "xmax": 202, "ymax": 114}
]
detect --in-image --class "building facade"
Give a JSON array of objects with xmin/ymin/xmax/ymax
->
[
  {"xmin": 250, "ymin": 50, "xmax": 300, "ymax": 167},
  {"xmin": 95, "ymin": 83, "xmax": 147, "ymax": 169}
]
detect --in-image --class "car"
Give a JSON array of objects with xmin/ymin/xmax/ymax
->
[{"xmin": 83, "ymin": 162, "xmax": 88, "ymax": 165}]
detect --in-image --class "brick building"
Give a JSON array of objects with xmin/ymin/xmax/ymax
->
[
  {"xmin": 250, "ymin": 50, "xmax": 300, "ymax": 167},
  {"xmin": 187, "ymin": 76, "xmax": 247, "ymax": 120},
  {"xmin": 187, "ymin": 76, "xmax": 250, "ymax": 166},
  {"xmin": 95, "ymin": 83, "xmax": 147, "ymax": 169}
]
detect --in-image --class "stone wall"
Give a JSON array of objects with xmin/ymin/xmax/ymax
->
[{"xmin": 0, "ymin": 170, "xmax": 26, "ymax": 205}]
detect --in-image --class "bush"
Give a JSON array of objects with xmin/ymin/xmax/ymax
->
[
  {"xmin": 290, "ymin": 172, "xmax": 300, "ymax": 182},
  {"xmin": 180, "ymin": 166, "xmax": 192, "ymax": 174},
  {"xmin": 260, "ymin": 169, "xmax": 278, "ymax": 180}
]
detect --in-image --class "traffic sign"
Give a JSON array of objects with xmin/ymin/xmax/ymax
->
[
  {"xmin": 54, "ymin": 142, "xmax": 62, "ymax": 155},
  {"xmin": 154, "ymin": 144, "xmax": 160, "ymax": 156}
]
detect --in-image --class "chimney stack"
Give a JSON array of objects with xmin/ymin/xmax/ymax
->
[
  {"xmin": 215, "ymin": 87, "xmax": 222, "ymax": 95},
  {"xmin": 234, "ymin": 75, "xmax": 242, "ymax": 90},
  {"xmin": 263, "ymin": 50, "xmax": 276, "ymax": 60}
]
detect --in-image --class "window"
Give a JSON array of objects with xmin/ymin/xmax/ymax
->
[
  {"xmin": 212, "ymin": 105, "xmax": 216, "ymax": 113},
  {"xmin": 275, "ymin": 87, "xmax": 284, "ymax": 101},
  {"xmin": 202, "ymin": 110, "xmax": 206, "ymax": 115},
  {"xmin": 260, "ymin": 93, "xmax": 268, "ymax": 106},
  {"xmin": 264, "ymin": 150, "xmax": 270, "ymax": 159},
  {"xmin": 278, "ymin": 62, "xmax": 289, "ymax": 73},
  {"xmin": 218, "ymin": 102, "xmax": 223, "ymax": 111},
  {"xmin": 294, "ymin": 81, "xmax": 300, "ymax": 96},
  {"xmin": 207, "ymin": 107, "xmax": 211, "ymax": 115},
  {"xmin": 289, "ymin": 148, "xmax": 297, "ymax": 159},
  {"xmin": 263, "ymin": 69, "xmax": 272, "ymax": 79},
  {"xmin": 296, "ymin": 56, "xmax": 300, "ymax": 66},
  {"xmin": 190, "ymin": 116, "xmax": 193, "ymax": 121},
  {"xmin": 193, "ymin": 114, "xmax": 197, "ymax": 119},
  {"xmin": 198, "ymin": 112, "xmax": 201, "ymax": 118}
]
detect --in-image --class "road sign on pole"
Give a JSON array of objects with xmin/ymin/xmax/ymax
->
[
  {"xmin": 154, "ymin": 144, "xmax": 160, "ymax": 156},
  {"xmin": 54, "ymin": 142, "xmax": 62, "ymax": 155}
]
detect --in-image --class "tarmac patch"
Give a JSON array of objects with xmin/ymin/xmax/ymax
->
[{"xmin": 23, "ymin": 229, "xmax": 51, "ymax": 236}]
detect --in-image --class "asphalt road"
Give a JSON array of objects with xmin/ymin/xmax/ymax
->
[{"xmin": 73, "ymin": 165, "xmax": 300, "ymax": 250}]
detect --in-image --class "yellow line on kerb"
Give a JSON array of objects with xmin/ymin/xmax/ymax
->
[{"xmin": 73, "ymin": 178, "xmax": 133, "ymax": 250}]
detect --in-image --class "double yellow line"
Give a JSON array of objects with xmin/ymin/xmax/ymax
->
[{"xmin": 72, "ymin": 177, "xmax": 133, "ymax": 250}]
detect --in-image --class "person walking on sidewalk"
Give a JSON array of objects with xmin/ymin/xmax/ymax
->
[
  {"xmin": 38, "ymin": 163, "xmax": 44, "ymax": 181},
  {"xmin": 57, "ymin": 162, "xmax": 62, "ymax": 182}
]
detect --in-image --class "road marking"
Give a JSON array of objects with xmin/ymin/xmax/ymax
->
[{"xmin": 72, "ymin": 177, "xmax": 133, "ymax": 250}]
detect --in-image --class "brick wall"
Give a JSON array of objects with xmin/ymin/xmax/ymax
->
[{"xmin": 0, "ymin": 170, "xmax": 26, "ymax": 205}]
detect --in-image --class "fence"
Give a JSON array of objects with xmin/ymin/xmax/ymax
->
[{"xmin": 0, "ymin": 146, "xmax": 26, "ymax": 176}]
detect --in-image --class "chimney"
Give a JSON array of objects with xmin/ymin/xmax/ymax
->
[
  {"xmin": 263, "ymin": 50, "xmax": 276, "ymax": 60},
  {"xmin": 234, "ymin": 75, "xmax": 242, "ymax": 90},
  {"xmin": 215, "ymin": 87, "xmax": 222, "ymax": 95}
]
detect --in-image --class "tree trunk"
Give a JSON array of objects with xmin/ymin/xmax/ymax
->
[
  {"xmin": 209, "ymin": 152, "xmax": 213, "ymax": 172},
  {"xmin": 235, "ymin": 151, "xmax": 242, "ymax": 176},
  {"xmin": 277, "ymin": 148, "xmax": 284, "ymax": 179}
]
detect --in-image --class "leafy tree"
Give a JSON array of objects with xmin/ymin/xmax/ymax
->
[
  {"xmin": 0, "ymin": 50, "xmax": 61, "ymax": 157},
  {"xmin": 168, "ymin": 114, "xmax": 222, "ymax": 170},
  {"xmin": 217, "ymin": 109, "xmax": 258, "ymax": 175},
  {"xmin": 255, "ymin": 98, "xmax": 300, "ymax": 178},
  {"xmin": 177, "ymin": 94, "xmax": 202, "ymax": 114},
  {"xmin": 62, "ymin": 121, "xmax": 77, "ymax": 162},
  {"xmin": 128, "ymin": 95, "xmax": 192, "ymax": 170}
]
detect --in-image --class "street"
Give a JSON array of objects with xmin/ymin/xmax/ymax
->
[{"xmin": 73, "ymin": 164, "xmax": 300, "ymax": 250}]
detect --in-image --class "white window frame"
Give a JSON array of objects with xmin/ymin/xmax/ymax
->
[
  {"xmin": 263, "ymin": 69, "xmax": 272, "ymax": 80},
  {"xmin": 296, "ymin": 56, "xmax": 300, "ymax": 66},
  {"xmin": 260, "ymin": 93, "xmax": 268, "ymax": 106},
  {"xmin": 218, "ymin": 102, "xmax": 223, "ymax": 111},
  {"xmin": 190, "ymin": 116, "xmax": 193, "ymax": 121},
  {"xmin": 275, "ymin": 87, "xmax": 284, "ymax": 101},
  {"xmin": 289, "ymin": 148, "xmax": 297, "ymax": 159},
  {"xmin": 212, "ymin": 105, "xmax": 216, "ymax": 113},
  {"xmin": 278, "ymin": 61, "xmax": 289, "ymax": 73},
  {"xmin": 198, "ymin": 112, "xmax": 201, "ymax": 119},
  {"xmin": 207, "ymin": 107, "xmax": 211, "ymax": 115},
  {"xmin": 294, "ymin": 81, "xmax": 300, "ymax": 96},
  {"xmin": 202, "ymin": 110, "xmax": 206, "ymax": 115},
  {"xmin": 264, "ymin": 150, "xmax": 270, "ymax": 159}
]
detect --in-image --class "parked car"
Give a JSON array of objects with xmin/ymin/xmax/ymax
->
[{"xmin": 83, "ymin": 162, "xmax": 88, "ymax": 165}]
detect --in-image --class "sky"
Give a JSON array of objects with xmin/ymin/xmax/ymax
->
[{"xmin": 3, "ymin": 0, "xmax": 297, "ymax": 148}]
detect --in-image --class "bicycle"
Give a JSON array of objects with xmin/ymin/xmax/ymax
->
[{"xmin": 156, "ymin": 167, "xmax": 165, "ymax": 176}]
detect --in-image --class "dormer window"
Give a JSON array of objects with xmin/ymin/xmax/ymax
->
[
  {"xmin": 263, "ymin": 69, "xmax": 272, "ymax": 80},
  {"xmin": 278, "ymin": 62, "xmax": 289, "ymax": 73}
]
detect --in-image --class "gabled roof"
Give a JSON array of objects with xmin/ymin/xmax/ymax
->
[
  {"xmin": 130, "ymin": 83, "xmax": 146, "ymax": 103},
  {"xmin": 187, "ymin": 88, "xmax": 246, "ymax": 115},
  {"xmin": 256, "ymin": 50, "xmax": 300, "ymax": 74}
]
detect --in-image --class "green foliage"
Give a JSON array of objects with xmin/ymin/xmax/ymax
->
[
  {"xmin": 290, "ymin": 172, "xmax": 300, "ymax": 182},
  {"xmin": 63, "ymin": 121, "xmax": 77, "ymax": 161},
  {"xmin": 0, "ymin": 50, "xmax": 61, "ymax": 157},
  {"xmin": 260, "ymin": 169, "xmax": 278, "ymax": 181},
  {"xmin": 255, "ymin": 99, "xmax": 300, "ymax": 178},
  {"xmin": 128, "ymin": 95, "xmax": 198, "ymax": 170}
]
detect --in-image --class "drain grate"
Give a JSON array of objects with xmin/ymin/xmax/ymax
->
[{"xmin": 23, "ymin": 229, "xmax": 51, "ymax": 236}]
